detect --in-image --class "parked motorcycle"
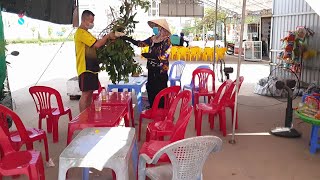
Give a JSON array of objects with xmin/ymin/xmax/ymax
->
[
  {"xmin": 226, "ymin": 42, "xmax": 234, "ymax": 55},
  {"xmin": 1, "ymin": 51, "xmax": 19, "ymax": 128}
]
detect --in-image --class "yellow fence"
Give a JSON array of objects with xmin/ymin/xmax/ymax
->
[{"xmin": 141, "ymin": 46, "xmax": 227, "ymax": 61}]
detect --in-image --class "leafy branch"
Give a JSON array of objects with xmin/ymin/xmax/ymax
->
[{"xmin": 97, "ymin": 0, "xmax": 150, "ymax": 84}]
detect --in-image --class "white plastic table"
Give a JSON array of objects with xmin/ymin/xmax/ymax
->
[{"xmin": 59, "ymin": 127, "xmax": 138, "ymax": 180}]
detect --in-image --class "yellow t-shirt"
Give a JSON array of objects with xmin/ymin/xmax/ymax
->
[{"xmin": 74, "ymin": 28, "xmax": 99, "ymax": 76}]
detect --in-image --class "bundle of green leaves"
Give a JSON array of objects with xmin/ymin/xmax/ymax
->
[{"xmin": 97, "ymin": 0, "xmax": 149, "ymax": 84}]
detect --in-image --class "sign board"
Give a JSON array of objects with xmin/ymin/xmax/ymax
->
[{"xmin": 159, "ymin": 0, "xmax": 204, "ymax": 17}]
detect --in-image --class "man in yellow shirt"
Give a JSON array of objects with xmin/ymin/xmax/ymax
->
[{"xmin": 74, "ymin": 10, "xmax": 116, "ymax": 112}]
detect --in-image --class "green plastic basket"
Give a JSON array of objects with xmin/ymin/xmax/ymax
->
[{"xmin": 295, "ymin": 110, "xmax": 320, "ymax": 126}]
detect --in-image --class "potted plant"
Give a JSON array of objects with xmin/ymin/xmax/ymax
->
[{"xmin": 97, "ymin": 0, "xmax": 149, "ymax": 83}]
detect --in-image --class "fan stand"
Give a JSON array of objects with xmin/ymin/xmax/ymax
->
[{"xmin": 270, "ymin": 81, "xmax": 301, "ymax": 138}]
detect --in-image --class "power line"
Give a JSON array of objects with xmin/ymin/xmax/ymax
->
[
  {"xmin": 197, "ymin": 0, "xmax": 238, "ymax": 15},
  {"xmin": 34, "ymin": 28, "xmax": 75, "ymax": 85},
  {"xmin": 249, "ymin": 0, "xmax": 272, "ymax": 10},
  {"xmin": 199, "ymin": 0, "xmax": 272, "ymax": 14}
]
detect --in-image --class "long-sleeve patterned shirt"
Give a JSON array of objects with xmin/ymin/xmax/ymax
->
[{"xmin": 135, "ymin": 36, "xmax": 171, "ymax": 74}]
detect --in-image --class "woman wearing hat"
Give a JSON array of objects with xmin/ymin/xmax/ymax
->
[{"xmin": 121, "ymin": 19, "xmax": 172, "ymax": 108}]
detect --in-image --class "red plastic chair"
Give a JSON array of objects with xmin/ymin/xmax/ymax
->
[
  {"xmin": 29, "ymin": 86, "xmax": 72, "ymax": 143},
  {"xmin": 196, "ymin": 80, "xmax": 233, "ymax": 136},
  {"xmin": 0, "ymin": 105, "xmax": 49, "ymax": 162},
  {"xmin": 138, "ymin": 86, "xmax": 181, "ymax": 141},
  {"xmin": 139, "ymin": 106, "xmax": 193, "ymax": 167},
  {"xmin": 0, "ymin": 119, "xmax": 45, "ymax": 180},
  {"xmin": 192, "ymin": 68, "xmax": 216, "ymax": 123},
  {"xmin": 223, "ymin": 76, "xmax": 244, "ymax": 129},
  {"xmin": 145, "ymin": 90, "xmax": 192, "ymax": 141}
]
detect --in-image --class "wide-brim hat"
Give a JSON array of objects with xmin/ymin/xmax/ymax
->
[{"xmin": 147, "ymin": 19, "xmax": 171, "ymax": 34}]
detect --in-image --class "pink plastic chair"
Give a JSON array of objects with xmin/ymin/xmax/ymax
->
[
  {"xmin": 29, "ymin": 86, "xmax": 72, "ymax": 143},
  {"xmin": 0, "ymin": 105, "xmax": 49, "ymax": 162},
  {"xmin": 139, "ymin": 106, "xmax": 193, "ymax": 167},
  {"xmin": 138, "ymin": 86, "xmax": 181, "ymax": 141},
  {"xmin": 192, "ymin": 68, "xmax": 216, "ymax": 122},
  {"xmin": 145, "ymin": 90, "xmax": 192, "ymax": 142},
  {"xmin": 0, "ymin": 116, "xmax": 45, "ymax": 180},
  {"xmin": 196, "ymin": 80, "xmax": 233, "ymax": 136}
]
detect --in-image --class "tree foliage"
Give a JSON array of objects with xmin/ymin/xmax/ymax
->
[
  {"xmin": 97, "ymin": 0, "xmax": 150, "ymax": 84},
  {"xmin": 182, "ymin": 8, "xmax": 228, "ymax": 35},
  {"xmin": 182, "ymin": 8, "xmax": 229, "ymax": 45},
  {"xmin": 200, "ymin": 8, "xmax": 227, "ymax": 30}
]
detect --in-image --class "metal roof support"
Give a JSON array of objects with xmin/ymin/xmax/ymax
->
[
  {"xmin": 212, "ymin": 0, "xmax": 218, "ymax": 68},
  {"xmin": 229, "ymin": 0, "xmax": 247, "ymax": 144}
]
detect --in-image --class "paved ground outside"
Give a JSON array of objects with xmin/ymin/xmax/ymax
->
[{"xmin": 4, "ymin": 42, "xmax": 320, "ymax": 179}]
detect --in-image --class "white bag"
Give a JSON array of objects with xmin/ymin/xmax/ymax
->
[{"xmin": 254, "ymin": 77, "xmax": 283, "ymax": 97}]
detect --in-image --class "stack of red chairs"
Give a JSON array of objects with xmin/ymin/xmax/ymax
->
[
  {"xmin": 138, "ymin": 86, "xmax": 181, "ymax": 141},
  {"xmin": 195, "ymin": 80, "xmax": 232, "ymax": 136},
  {"xmin": 0, "ymin": 105, "xmax": 50, "ymax": 162},
  {"xmin": 138, "ymin": 89, "xmax": 193, "ymax": 177},
  {"xmin": 195, "ymin": 76, "xmax": 244, "ymax": 136},
  {"xmin": 139, "ymin": 106, "xmax": 193, "ymax": 167},
  {"xmin": 0, "ymin": 109, "xmax": 45, "ymax": 180},
  {"xmin": 145, "ymin": 90, "xmax": 192, "ymax": 142}
]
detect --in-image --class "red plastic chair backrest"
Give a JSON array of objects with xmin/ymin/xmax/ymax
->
[
  {"xmin": 0, "ymin": 105, "xmax": 24, "ymax": 155},
  {"xmin": 170, "ymin": 106, "xmax": 193, "ymax": 142},
  {"xmin": 192, "ymin": 68, "xmax": 215, "ymax": 93},
  {"xmin": 211, "ymin": 80, "xmax": 233, "ymax": 105},
  {"xmin": 229, "ymin": 76, "xmax": 244, "ymax": 102},
  {"xmin": 166, "ymin": 90, "xmax": 192, "ymax": 122},
  {"xmin": 150, "ymin": 86, "xmax": 181, "ymax": 115},
  {"xmin": 29, "ymin": 86, "xmax": 65, "ymax": 116},
  {"xmin": 218, "ymin": 76, "xmax": 244, "ymax": 105}
]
